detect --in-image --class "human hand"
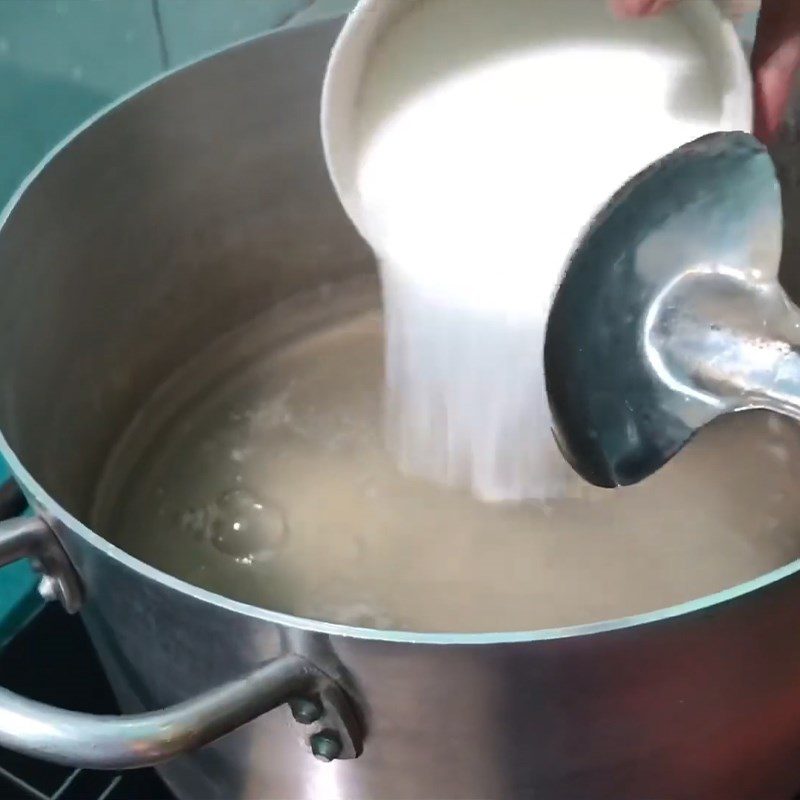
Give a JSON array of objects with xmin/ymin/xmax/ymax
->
[{"xmin": 611, "ymin": 0, "xmax": 800, "ymax": 143}]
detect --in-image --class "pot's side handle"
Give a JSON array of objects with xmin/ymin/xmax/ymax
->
[
  {"xmin": 0, "ymin": 501, "xmax": 363, "ymax": 770},
  {"xmin": 0, "ymin": 650, "xmax": 323, "ymax": 769}
]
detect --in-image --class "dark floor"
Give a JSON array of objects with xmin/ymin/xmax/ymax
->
[{"xmin": 0, "ymin": 604, "xmax": 173, "ymax": 800}]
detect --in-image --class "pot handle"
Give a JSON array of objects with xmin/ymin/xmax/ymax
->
[{"xmin": 0, "ymin": 490, "xmax": 363, "ymax": 770}]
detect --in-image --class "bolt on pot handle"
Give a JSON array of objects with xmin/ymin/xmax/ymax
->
[{"xmin": 0, "ymin": 503, "xmax": 363, "ymax": 769}]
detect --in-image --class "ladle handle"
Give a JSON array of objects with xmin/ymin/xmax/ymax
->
[
  {"xmin": 721, "ymin": 284, "xmax": 800, "ymax": 422},
  {"xmin": 0, "ymin": 497, "xmax": 362, "ymax": 769}
]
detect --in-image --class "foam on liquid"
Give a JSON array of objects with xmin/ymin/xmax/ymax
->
[{"xmin": 354, "ymin": 0, "xmax": 731, "ymax": 500}]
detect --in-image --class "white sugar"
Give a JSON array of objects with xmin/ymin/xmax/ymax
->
[{"xmin": 355, "ymin": 0, "xmax": 727, "ymax": 501}]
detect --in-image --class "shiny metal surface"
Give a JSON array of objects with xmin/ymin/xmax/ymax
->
[
  {"xmin": 3, "ymin": 17, "xmax": 800, "ymax": 800},
  {"xmin": 0, "ymin": 510, "xmax": 363, "ymax": 770},
  {"xmin": 0, "ymin": 648, "xmax": 308, "ymax": 769},
  {"xmin": 545, "ymin": 131, "xmax": 798, "ymax": 487}
]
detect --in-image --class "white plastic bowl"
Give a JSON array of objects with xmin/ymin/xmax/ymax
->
[{"xmin": 321, "ymin": 0, "xmax": 753, "ymax": 244}]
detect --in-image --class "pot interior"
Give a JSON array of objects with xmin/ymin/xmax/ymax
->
[
  {"xmin": 4, "ymin": 22, "xmax": 800, "ymax": 634},
  {"xmin": 88, "ymin": 270, "xmax": 800, "ymax": 632}
]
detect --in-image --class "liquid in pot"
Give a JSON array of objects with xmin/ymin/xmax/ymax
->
[{"xmin": 93, "ymin": 279, "xmax": 800, "ymax": 633}]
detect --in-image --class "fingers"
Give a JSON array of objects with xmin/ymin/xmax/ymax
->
[
  {"xmin": 752, "ymin": 0, "xmax": 800, "ymax": 142},
  {"xmin": 610, "ymin": 0, "xmax": 679, "ymax": 18}
]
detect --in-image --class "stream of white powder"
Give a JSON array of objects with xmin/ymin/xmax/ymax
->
[{"xmin": 355, "ymin": 0, "xmax": 734, "ymax": 500}]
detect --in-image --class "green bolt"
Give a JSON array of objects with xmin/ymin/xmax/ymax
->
[
  {"xmin": 290, "ymin": 697, "xmax": 323, "ymax": 725},
  {"xmin": 310, "ymin": 731, "xmax": 342, "ymax": 763}
]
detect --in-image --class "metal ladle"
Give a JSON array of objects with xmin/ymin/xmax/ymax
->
[{"xmin": 544, "ymin": 131, "xmax": 799, "ymax": 488}]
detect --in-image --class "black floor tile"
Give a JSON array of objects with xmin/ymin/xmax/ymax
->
[
  {"xmin": 55, "ymin": 769, "xmax": 116, "ymax": 800},
  {"xmin": 0, "ymin": 605, "xmax": 116, "ymax": 712},
  {"xmin": 0, "ymin": 607, "xmax": 172, "ymax": 799},
  {"xmin": 0, "ymin": 766, "xmax": 48, "ymax": 799},
  {"xmin": 101, "ymin": 770, "xmax": 173, "ymax": 800},
  {"xmin": 0, "ymin": 751, "xmax": 70, "ymax": 798}
]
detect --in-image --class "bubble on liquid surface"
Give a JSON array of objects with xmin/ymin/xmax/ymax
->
[
  {"xmin": 326, "ymin": 602, "xmax": 395, "ymax": 630},
  {"xmin": 209, "ymin": 488, "xmax": 288, "ymax": 564}
]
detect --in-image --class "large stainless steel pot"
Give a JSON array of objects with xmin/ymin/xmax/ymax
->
[{"xmin": 2, "ymin": 17, "xmax": 800, "ymax": 800}]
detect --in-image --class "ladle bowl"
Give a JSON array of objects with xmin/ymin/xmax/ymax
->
[{"xmin": 545, "ymin": 131, "xmax": 797, "ymax": 487}]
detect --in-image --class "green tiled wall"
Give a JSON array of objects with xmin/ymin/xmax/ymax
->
[
  {"xmin": 0, "ymin": 453, "xmax": 38, "ymax": 644},
  {"xmin": 0, "ymin": 0, "xmax": 162, "ymax": 207},
  {"xmin": 286, "ymin": 0, "xmax": 357, "ymax": 27},
  {"xmin": 0, "ymin": 0, "xmax": 359, "ymax": 207},
  {"xmin": 157, "ymin": 0, "xmax": 307, "ymax": 67}
]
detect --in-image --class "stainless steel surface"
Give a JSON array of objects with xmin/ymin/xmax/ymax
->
[
  {"xmin": 545, "ymin": 131, "xmax": 800, "ymax": 487},
  {"xmin": 0, "ymin": 515, "xmax": 81, "ymax": 614},
  {"xmin": 0, "ymin": 651, "xmax": 308, "ymax": 770},
  {"xmin": 0, "ymin": 510, "xmax": 363, "ymax": 770},
  {"xmin": 2, "ymin": 16, "xmax": 800, "ymax": 800}
]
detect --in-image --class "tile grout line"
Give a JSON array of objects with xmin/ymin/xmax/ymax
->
[
  {"xmin": 96, "ymin": 774, "xmax": 122, "ymax": 800},
  {"xmin": 50, "ymin": 767, "xmax": 81, "ymax": 800},
  {"xmin": 151, "ymin": 0, "xmax": 170, "ymax": 70}
]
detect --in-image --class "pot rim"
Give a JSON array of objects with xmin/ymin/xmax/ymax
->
[{"xmin": 2, "ymin": 19, "xmax": 794, "ymax": 648}]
